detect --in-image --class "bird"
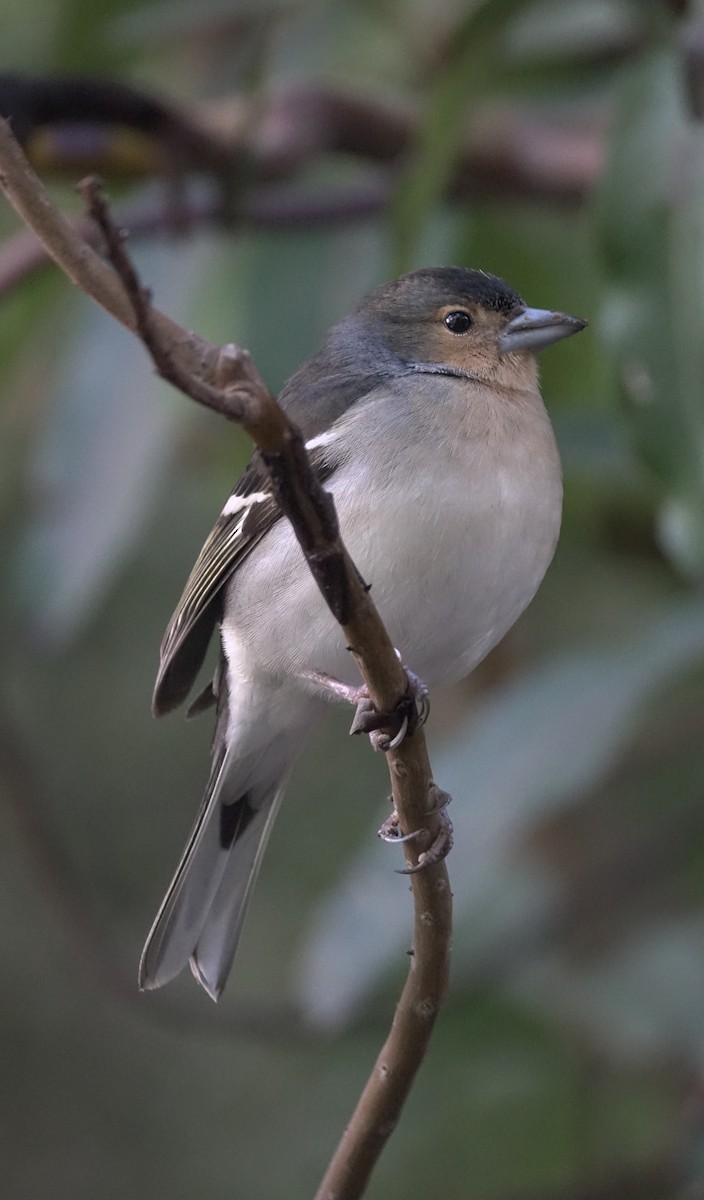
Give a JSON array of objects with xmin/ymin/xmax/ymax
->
[{"xmin": 139, "ymin": 266, "xmax": 586, "ymax": 1001}]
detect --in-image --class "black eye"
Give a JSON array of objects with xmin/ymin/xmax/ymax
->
[{"xmin": 444, "ymin": 310, "xmax": 472, "ymax": 334}]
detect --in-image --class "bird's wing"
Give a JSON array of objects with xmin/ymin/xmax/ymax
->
[
  {"xmin": 152, "ymin": 442, "xmax": 341, "ymax": 717},
  {"xmin": 152, "ymin": 329, "xmax": 400, "ymax": 719}
]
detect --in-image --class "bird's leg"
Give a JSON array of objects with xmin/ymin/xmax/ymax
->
[
  {"xmin": 301, "ymin": 669, "xmax": 408, "ymax": 751},
  {"xmin": 379, "ymin": 782, "xmax": 453, "ymax": 872},
  {"xmin": 300, "ymin": 654, "xmax": 429, "ymax": 751}
]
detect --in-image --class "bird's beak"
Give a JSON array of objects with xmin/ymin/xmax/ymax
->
[{"xmin": 498, "ymin": 307, "xmax": 587, "ymax": 357}]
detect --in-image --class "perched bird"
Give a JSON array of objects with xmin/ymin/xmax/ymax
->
[{"xmin": 139, "ymin": 266, "xmax": 585, "ymax": 1000}]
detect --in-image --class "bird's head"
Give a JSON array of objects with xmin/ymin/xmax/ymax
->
[{"xmin": 357, "ymin": 266, "xmax": 586, "ymax": 387}]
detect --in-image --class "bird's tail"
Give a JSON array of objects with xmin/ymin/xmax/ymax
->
[{"xmin": 139, "ymin": 678, "xmax": 321, "ymax": 1000}]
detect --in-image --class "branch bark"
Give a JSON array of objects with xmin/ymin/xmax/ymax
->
[{"xmin": 0, "ymin": 117, "xmax": 452, "ymax": 1200}]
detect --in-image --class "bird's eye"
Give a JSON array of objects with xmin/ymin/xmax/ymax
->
[{"xmin": 444, "ymin": 310, "xmax": 472, "ymax": 334}]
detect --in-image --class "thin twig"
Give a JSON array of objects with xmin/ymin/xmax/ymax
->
[
  {"xmin": 0, "ymin": 178, "xmax": 391, "ymax": 296},
  {"xmin": 0, "ymin": 117, "xmax": 215, "ymax": 364},
  {"xmin": 0, "ymin": 119, "xmax": 452, "ymax": 1200},
  {"xmin": 76, "ymin": 176, "xmax": 285, "ymax": 441}
]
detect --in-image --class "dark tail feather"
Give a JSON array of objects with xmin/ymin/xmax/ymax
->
[{"xmin": 138, "ymin": 750, "xmax": 286, "ymax": 996}]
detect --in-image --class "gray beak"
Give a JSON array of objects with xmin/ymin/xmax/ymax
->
[{"xmin": 498, "ymin": 307, "xmax": 587, "ymax": 357}]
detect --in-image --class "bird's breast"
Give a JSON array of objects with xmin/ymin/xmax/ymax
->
[
  {"xmin": 338, "ymin": 421, "xmax": 561, "ymax": 685},
  {"xmin": 224, "ymin": 378, "xmax": 562, "ymax": 692}
]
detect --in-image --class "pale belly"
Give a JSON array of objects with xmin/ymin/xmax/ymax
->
[{"xmin": 222, "ymin": 434, "xmax": 562, "ymax": 694}]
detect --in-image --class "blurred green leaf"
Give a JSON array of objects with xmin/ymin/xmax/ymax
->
[
  {"xmin": 51, "ymin": 0, "xmax": 144, "ymax": 69},
  {"xmin": 13, "ymin": 235, "xmax": 227, "ymax": 644},
  {"xmin": 504, "ymin": 0, "xmax": 643, "ymax": 67},
  {"xmin": 296, "ymin": 601, "xmax": 704, "ymax": 1028},
  {"xmin": 518, "ymin": 914, "xmax": 704, "ymax": 1063},
  {"xmin": 389, "ymin": 0, "xmax": 517, "ymax": 272},
  {"xmin": 595, "ymin": 42, "xmax": 704, "ymax": 575},
  {"xmin": 595, "ymin": 45, "xmax": 681, "ymax": 280}
]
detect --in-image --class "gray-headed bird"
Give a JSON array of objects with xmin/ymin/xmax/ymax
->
[{"xmin": 139, "ymin": 266, "xmax": 585, "ymax": 1000}]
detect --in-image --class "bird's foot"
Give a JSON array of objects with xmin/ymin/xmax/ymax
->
[
  {"xmin": 302, "ymin": 654, "xmax": 429, "ymax": 752},
  {"xmin": 401, "ymin": 662, "xmax": 431, "ymax": 729},
  {"xmin": 378, "ymin": 782, "xmax": 453, "ymax": 873},
  {"xmin": 352, "ymin": 661, "xmax": 430, "ymax": 750}
]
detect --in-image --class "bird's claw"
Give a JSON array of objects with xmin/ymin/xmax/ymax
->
[
  {"xmin": 378, "ymin": 812, "xmax": 421, "ymax": 844},
  {"xmin": 350, "ymin": 689, "xmax": 415, "ymax": 751},
  {"xmin": 351, "ymin": 652, "xmax": 430, "ymax": 751},
  {"xmin": 378, "ymin": 783, "xmax": 453, "ymax": 873},
  {"xmin": 402, "ymin": 660, "xmax": 431, "ymax": 729},
  {"xmin": 301, "ymin": 656, "xmax": 429, "ymax": 753}
]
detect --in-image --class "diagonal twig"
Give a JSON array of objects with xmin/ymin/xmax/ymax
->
[{"xmin": 0, "ymin": 117, "xmax": 452, "ymax": 1200}]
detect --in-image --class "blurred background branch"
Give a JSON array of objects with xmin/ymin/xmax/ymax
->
[{"xmin": 0, "ymin": 87, "xmax": 603, "ymax": 292}]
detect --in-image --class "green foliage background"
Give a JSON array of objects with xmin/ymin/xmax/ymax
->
[{"xmin": 1, "ymin": 2, "xmax": 704, "ymax": 1197}]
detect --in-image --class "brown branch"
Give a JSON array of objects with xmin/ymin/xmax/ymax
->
[
  {"xmin": 0, "ymin": 119, "xmax": 452, "ymax": 1200},
  {"xmin": 151, "ymin": 84, "xmax": 607, "ymax": 204},
  {"xmin": 0, "ymin": 82, "xmax": 604, "ymax": 297},
  {"xmin": 0, "ymin": 177, "xmax": 391, "ymax": 295},
  {"xmin": 3, "ymin": 77, "xmax": 606, "ymax": 197}
]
